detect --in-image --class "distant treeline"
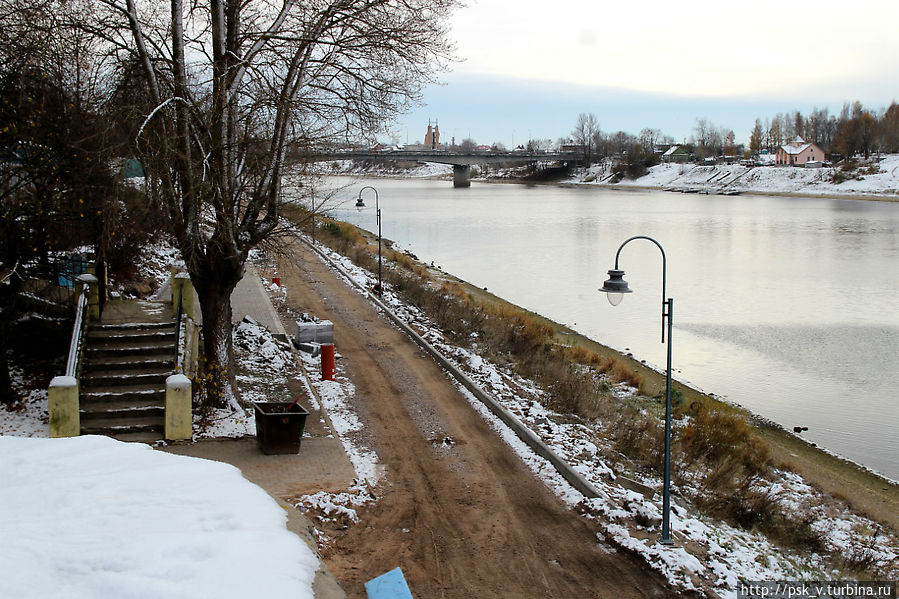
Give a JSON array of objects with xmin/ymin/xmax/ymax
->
[
  {"xmin": 561, "ymin": 101, "xmax": 898, "ymax": 166},
  {"xmin": 749, "ymin": 101, "xmax": 897, "ymax": 158}
]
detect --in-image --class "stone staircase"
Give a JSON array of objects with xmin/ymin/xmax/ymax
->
[{"xmin": 80, "ymin": 315, "xmax": 177, "ymax": 442}]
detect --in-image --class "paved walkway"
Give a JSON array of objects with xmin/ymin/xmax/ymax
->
[
  {"xmin": 231, "ymin": 263, "xmax": 289, "ymax": 340},
  {"xmin": 157, "ymin": 263, "xmax": 353, "ymax": 599}
]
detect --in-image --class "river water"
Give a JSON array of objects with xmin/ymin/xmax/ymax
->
[{"xmin": 321, "ymin": 177, "xmax": 899, "ymax": 481}]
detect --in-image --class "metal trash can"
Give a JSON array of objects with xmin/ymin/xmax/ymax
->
[{"xmin": 252, "ymin": 401, "xmax": 309, "ymax": 455}]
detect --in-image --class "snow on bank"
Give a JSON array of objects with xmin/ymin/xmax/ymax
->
[
  {"xmin": 579, "ymin": 155, "xmax": 899, "ymax": 197},
  {"xmin": 308, "ymin": 238, "xmax": 899, "ymax": 597},
  {"xmin": 318, "ymin": 159, "xmax": 452, "ymax": 179},
  {"xmin": 0, "ymin": 435, "xmax": 318, "ymax": 599}
]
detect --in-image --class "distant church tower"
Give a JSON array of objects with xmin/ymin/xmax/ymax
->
[{"xmin": 424, "ymin": 119, "xmax": 440, "ymax": 149}]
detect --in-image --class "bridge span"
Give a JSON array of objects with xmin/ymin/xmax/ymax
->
[{"xmin": 311, "ymin": 150, "xmax": 583, "ymax": 187}]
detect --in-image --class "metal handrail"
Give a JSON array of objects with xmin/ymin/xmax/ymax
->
[{"xmin": 64, "ymin": 283, "xmax": 90, "ymax": 378}]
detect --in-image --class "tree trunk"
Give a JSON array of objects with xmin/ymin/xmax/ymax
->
[{"xmin": 193, "ymin": 261, "xmax": 243, "ymax": 410}]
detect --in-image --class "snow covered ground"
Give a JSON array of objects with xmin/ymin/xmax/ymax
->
[
  {"xmin": 581, "ymin": 155, "xmax": 899, "ymax": 197},
  {"xmin": 0, "ymin": 435, "xmax": 318, "ymax": 599}
]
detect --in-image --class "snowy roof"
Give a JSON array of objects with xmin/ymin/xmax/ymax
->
[
  {"xmin": 664, "ymin": 145, "xmax": 687, "ymax": 156},
  {"xmin": 781, "ymin": 143, "xmax": 812, "ymax": 155}
]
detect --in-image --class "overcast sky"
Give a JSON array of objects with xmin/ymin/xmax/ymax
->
[{"xmin": 393, "ymin": 0, "xmax": 899, "ymax": 147}]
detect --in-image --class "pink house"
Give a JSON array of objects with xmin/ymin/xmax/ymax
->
[{"xmin": 776, "ymin": 137, "xmax": 824, "ymax": 165}]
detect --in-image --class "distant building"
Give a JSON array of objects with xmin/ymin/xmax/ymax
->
[
  {"xmin": 776, "ymin": 137, "xmax": 824, "ymax": 166},
  {"xmin": 663, "ymin": 145, "xmax": 690, "ymax": 163},
  {"xmin": 424, "ymin": 120, "xmax": 440, "ymax": 150}
]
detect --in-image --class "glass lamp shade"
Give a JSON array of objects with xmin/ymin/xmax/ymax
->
[{"xmin": 599, "ymin": 269, "xmax": 631, "ymax": 306}]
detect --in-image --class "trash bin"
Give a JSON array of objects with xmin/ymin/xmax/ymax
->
[{"xmin": 252, "ymin": 401, "xmax": 309, "ymax": 455}]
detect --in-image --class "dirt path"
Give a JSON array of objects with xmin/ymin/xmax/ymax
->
[{"xmin": 274, "ymin": 240, "xmax": 671, "ymax": 599}]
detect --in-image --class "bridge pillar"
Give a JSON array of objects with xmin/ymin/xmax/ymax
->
[{"xmin": 453, "ymin": 164, "xmax": 471, "ymax": 188}]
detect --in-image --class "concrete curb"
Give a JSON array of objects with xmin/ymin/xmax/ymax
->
[{"xmin": 306, "ymin": 241, "xmax": 605, "ymax": 500}]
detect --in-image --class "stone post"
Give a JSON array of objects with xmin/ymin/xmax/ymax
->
[
  {"xmin": 165, "ymin": 374, "xmax": 192, "ymax": 441},
  {"xmin": 171, "ymin": 271, "xmax": 185, "ymax": 318},
  {"xmin": 49, "ymin": 376, "xmax": 79, "ymax": 438},
  {"xmin": 76, "ymin": 273, "xmax": 99, "ymax": 322}
]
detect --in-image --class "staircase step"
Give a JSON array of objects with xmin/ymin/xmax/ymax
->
[
  {"xmin": 85, "ymin": 342, "xmax": 175, "ymax": 358},
  {"xmin": 110, "ymin": 431, "xmax": 166, "ymax": 444},
  {"xmin": 81, "ymin": 371, "xmax": 173, "ymax": 388},
  {"xmin": 81, "ymin": 387, "xmax": 166, "ymax": 403},
  {"xmin": 92, "ymin": 321, "xmax": 176, "ymax": 331},
  {"xmin": 81, "ymin": 404, "xmax": 164, "ymax": 420},
  {"xmin": 80, "ymin": 390, "xmax": 166, "ymax": 410},
  {"xmin": 83, "ymin": 355, "xmax": 175, "ymax": 370},
  {"xmin": 80, "ymin": 414, "xmax": 165, "ymax": 437},
  {"xmin": 87, "ymin": 328, "xmax": 176, "ymax": 342}
]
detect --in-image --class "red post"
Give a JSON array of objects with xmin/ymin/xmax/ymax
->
[{"xmin": 321, "ymin": 344, "xmax": 335, "ymax": 381}]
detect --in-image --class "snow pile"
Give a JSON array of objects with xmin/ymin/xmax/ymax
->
[
  {"xmin": 0, "ymin": 435, "xmax": 318, "ymax": 599},
  {"xmin": 300, "ymin": 487, "xmax": 377, "ymax": 527},
  {"xmin": 309, "ymin": 238, "xmax": 899, "ymax": 597}
]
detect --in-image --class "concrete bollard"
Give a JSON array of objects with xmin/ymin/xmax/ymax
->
[
  {"xmin": 49, "ymin": 376, "xmax": 80, "ymax": 438},
  {"xmin": 165, "ymin": 374, "xmax": 192, "ymax": 441},
  {"xmin": 321, "ymin": 344, "xmax": 335, "ymax": 381},
  {"xmin": 76, "ymin": 273, "xmax": 100, "ymax": 322}
]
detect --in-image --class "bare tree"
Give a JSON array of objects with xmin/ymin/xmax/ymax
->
[
  {"xmin": 571, "ymin": 112, "xmax": 600, "ymax": 164},
  {"xmin": 638, "ymin": 128, "xmax": 662, "ymax": 151},
  {"xmin": 459, "ymin": 138, "xmax": 477, "ymax": 153},
  {"xmin": 1, "ymin": 0, "xmax": 117, "ymax": 404},
  {"xmin": 75, "ymin": 0, "xmax": 459, "ymax": 408}
]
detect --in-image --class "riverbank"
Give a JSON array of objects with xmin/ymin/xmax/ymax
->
[
  {"xmin": 428, "ymin": 254, "xmax": 899, "ymax": 531},
  {"xmin": 321, "ymin": 154, "xmax": 899, "ymax": 201}
]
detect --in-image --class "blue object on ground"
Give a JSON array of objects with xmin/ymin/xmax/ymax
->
[{"xmin": 364, "ymin": 567, "xmax": 414, "ymax": 599}]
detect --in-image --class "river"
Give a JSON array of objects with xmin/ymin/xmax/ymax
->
[{"xmin": 320, "ymin": 176, "xmax": 899, "ymax": 481}]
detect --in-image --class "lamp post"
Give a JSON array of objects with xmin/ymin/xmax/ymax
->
[
  {"xmin": 598, "ymin": 235, "xmax": 674, "ymax": 545},
  {"xmin": 356, "ymin": 186, "xmax": 381, "ymax": 296}
]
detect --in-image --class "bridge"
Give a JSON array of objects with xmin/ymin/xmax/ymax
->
[{"xmin": 311, "ymin": 150, "xmax": 584, "ymax": 187}]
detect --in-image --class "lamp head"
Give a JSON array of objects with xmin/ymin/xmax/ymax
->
[{"xmin": 599, "ymin": 269, "xmax": 632, "ymax": 306}]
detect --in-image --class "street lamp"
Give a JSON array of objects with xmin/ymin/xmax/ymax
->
[
  {"xmin": 598, "ymin": 235, "xmax": 675, "ymax": 545},
  {"xmin": 356, "ymin": 186, "xmax": 381, "ymax": 296}
]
